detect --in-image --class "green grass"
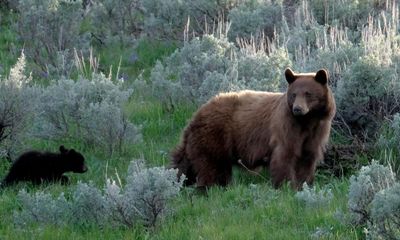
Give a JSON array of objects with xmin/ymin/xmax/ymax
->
[
  {"xmin": 126, "ymin": 99, "xmax": 196, "ymax": 166},
  {"xmin": 156, "ymin": 180, "xmax": 360, "ymax": 240}
]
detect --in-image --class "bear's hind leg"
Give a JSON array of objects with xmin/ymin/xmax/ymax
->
[
  {"xmin": 216, "ymin": 165, "xmax": 233, "ymax": 187},
  {"xmin": 195, "ymin": 158, "xmax": 232, "ymax": 188}
]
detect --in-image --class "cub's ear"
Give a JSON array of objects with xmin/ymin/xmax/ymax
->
[
  {"xmin": 285, "ymin": 68, "xmax": 296, "ymax": 84},
  {"xmin": 59, "ymin": 145, "xmax": 68, "ymax": 154},
  {"xmin": 315, "ymin": 69, "xmax": 328, "ymax": 85}
]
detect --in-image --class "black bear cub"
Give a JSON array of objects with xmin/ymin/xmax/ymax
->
[{"xmin": 1, "ymin": 145, "xmax": 87, "ymax": 187}]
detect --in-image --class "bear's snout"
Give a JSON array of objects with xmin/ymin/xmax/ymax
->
[
  {"xmin": 292, "ymin": 106, "xmax": 308, "ymax": 116},
  {"xmin": 74, "ymin": 165, "xmax": 88, "ymax": 173},
  {"xmin": 81, "ymin": 165, "xmax": 88, "ymax": 172}
]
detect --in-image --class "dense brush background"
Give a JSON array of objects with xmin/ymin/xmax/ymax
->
[{"xmin": 1, "ymin": 0, "xmax": 400, "ymax": 239}]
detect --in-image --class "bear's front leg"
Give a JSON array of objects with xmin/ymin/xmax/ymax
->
[
  {"xmin": 294, "ymin": 150, "xmax": 320, "ymax": 189},
  {"xmin": 269, "ymin": 149, "xmax": 296, "ymax": 188},
  {"xmin": 294, "ymin": 164, "xmax": 316, "ymax": 190}
]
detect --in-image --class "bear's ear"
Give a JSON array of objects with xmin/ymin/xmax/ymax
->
[
  {"xmin": 315, "ymin": 69, "xmax": 328, "ymax": 85},
  {"xmin": 285, "ymin": 68, "xmax": 296, "ymax": 84},
  {"xmin": 59, "ymin": 145, "xmax": 68, "ymax": 154}
]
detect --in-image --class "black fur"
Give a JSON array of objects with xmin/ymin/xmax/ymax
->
[{"xmin": 1, "ymin": 145, "xmax": 87, "ymax": 187}]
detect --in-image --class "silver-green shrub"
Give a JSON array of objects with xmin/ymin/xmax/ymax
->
[
  {"xmin": 70, "ymin": 182, "xmax": 107, "ymax": 226},
  {"xmin": 336, "ymin": 12, "xmax": 399, "ymax": 106},
  {"xmin": 368, "ymin": 183, "xmax": 400, "ymax": 239},
  {"xmin": 310, "ymin": 0, "xmax": 394, "ymax": 29},
  {"xmin": 141, "ymin": 0, "xmax": 187, "ymax": 40},
  {"xmin": 290, "ymin": 24, "xmax": 360, "ymax": 86},
  {"xmin": 146, "ymin": 35, "xmax": 236, "ymax": 109},
  {"xmin": 80, "ymin": 102, "xmax": 141, "ymax": 155},
  {"xmin": 228, "ymin": 0, "xmax": 283, "ymax": 41},
  {"xmin": 146, "ymin": 34, "xmax": 290, "ymax": 109},
  {"xmin": 14, "ymin": 190, "xmax": 71, "ymax": 227},
  {"xmin": 86, "ymin": 0, "xmax": 141, "ymax": 46},
  {"xmin": 34, "ymin": 74, "xmax": 141, "ymax": 156},
  {"xmin": 124, "ymin": 160, "xmax": 185, "ymax": 227},
  {"xmin": 378, "ymin": 114, "xmax": 400, "ymax": 169},
  {"xmin": 14, "ymin": 160, "xmax": 185, "ymax": 228},
  {"xmin": 15, "ymin": 0, "xmax": 90, "ymax": 77},
  {"xmin": 141, "ymin": 0, "xmax": 242, "ymax": 40},
  {"xmin": 236, "ymin": 38, "xmax": 290, "ymax": 91},
  {"xmin": 0, "ymin": 53, "xmax": 40, "ymax": 159},
  {"xmin": 347, "ymin": 161, "xmax": 396, "ymax": 225},
  {"xmin": 280, "ymin": 0, "xmax": 326, "ymax": 54},
  {"xmin": 336, "ymin": 55, "xmax": 396, "ymax": 134},
  {"xmin": 295, "ymin": 183, "xmax": 333, "ymax": 208}
]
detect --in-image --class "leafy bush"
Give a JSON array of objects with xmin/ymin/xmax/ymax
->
[
  {"xmin": 236, "ymin": 38, "xmax": 290, "ymax": 91},
  {"xmin": 295, "ymin": 183, "xmax": 333, "ymax": 208},
  {"xmin": 347, "ymin": 161, "xmax": 396, "ymax": 225},
  {"xmin": 280, "ymin": 0, "xmax": 326, "ymax": 54},
  {"xmin": 14, "ymin": 190, "xmax": 70, "ymax": 227},
  {"xmin": 0, "ymin": 53, "xmax": 40, "ymax": 159},
  {"xmin": 123, "ymin": 160, "xmax": 185, "ymax": 227},
  {"xmin": 378, "ymin": 122, "xmax": 400, "ymax": 179},
  {"xmin": 141, "ymin": 0, "xmax": 242, "ymax": 40},
  {"xmin": 309, "ymin": 0, "xmax": 378, "ymax": 28},
  {"xmin": 228, "ymin": 0, "xmax": 283, "ymax": 41},
  {"xmin": 86, "ymin": 0, "xmax": 141, "ymax": 46},
  {"xmin": 368, "ymin": 183, "xmax": 400, "ymax": 239},
  {"xmin": 290, "ymin": 25, "xmax": 360, "ymax": 88},
  {"xmin": 34, "ymin": 73, "xmax": 141, "ymax": 156},
  {"xmin": 15, "ymin": 0, "xmax": 89, "ymax": 78},
  {"xmin": 14, "ymin": 160, "xmax": 185, "ymax": 228},
  {"xmin": 377, "ymin": 114, "xmax": 400, "ymax": 169},
  {"xmin": 146, "ymin": 34, "xmax": 236, "ymax": 109},
  {"xmin": 146, "ymin": 34, "xmax": 290, "ymax": 109},
  {"xmin": 141, "ymin": 0, "xmax": 187, "ymax": 40},
  {"xmin": 70, "ymin": 181, "xmax": 107, "ymax": 226},
  {"xmin": 336, "ymin": 55, "xmax": 396, "ymax": 135}
]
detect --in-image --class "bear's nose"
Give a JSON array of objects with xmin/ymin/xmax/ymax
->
[{"xmin": 292, "ymin": 106, "xmax": 304, "ymax": 116}]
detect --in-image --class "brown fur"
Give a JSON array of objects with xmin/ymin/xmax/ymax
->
[{"xmin": 171, "ymin": 68, "xmax": 336, "ymax": 189}]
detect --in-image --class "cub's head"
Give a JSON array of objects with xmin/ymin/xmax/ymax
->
[
  {"xmin": 285, "ymin": 68, "xmax": 333, "ymax": 118},
  {"xmin": 59, "ymin": 145, "xmax": 87, "ymax": 173}
]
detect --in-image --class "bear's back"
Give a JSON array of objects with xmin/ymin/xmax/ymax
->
[
  {"xmin": 190, "ymin": 90, "xmax": 284, "ymax": 163},
  {"xmin": 193, "ymin": 90, "xmax": 283, "ymax": 131}
]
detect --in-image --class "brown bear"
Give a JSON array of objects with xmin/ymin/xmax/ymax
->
[{"xmin": 171, "ymin": 68, "xmax": 336, "ymax": 189}]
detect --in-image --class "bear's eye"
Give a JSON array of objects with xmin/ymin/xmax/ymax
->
[
  {"xmin": 305, "ymin": 92, "xmax": 312, "ymax": 98},
  {"xmin": 291, "ymin": 93, "xmax": 296, "ymax": 99}
]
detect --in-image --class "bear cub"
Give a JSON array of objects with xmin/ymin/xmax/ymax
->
[
  {"xmin": 1, "ymin": 145, "xmax": 87, "ymax": 187},
  {"xmin": 171, "ymin": 68, "xmax": 336, "ymax": 189}
]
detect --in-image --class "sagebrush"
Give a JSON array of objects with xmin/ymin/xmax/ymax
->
[
  {"xmin": 14, "ymin": 160, "xmax": 185, "ymax": 228},
  {"xmin": 34, "ymin": 73, "xmax": 141, "ymax": 156}
]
